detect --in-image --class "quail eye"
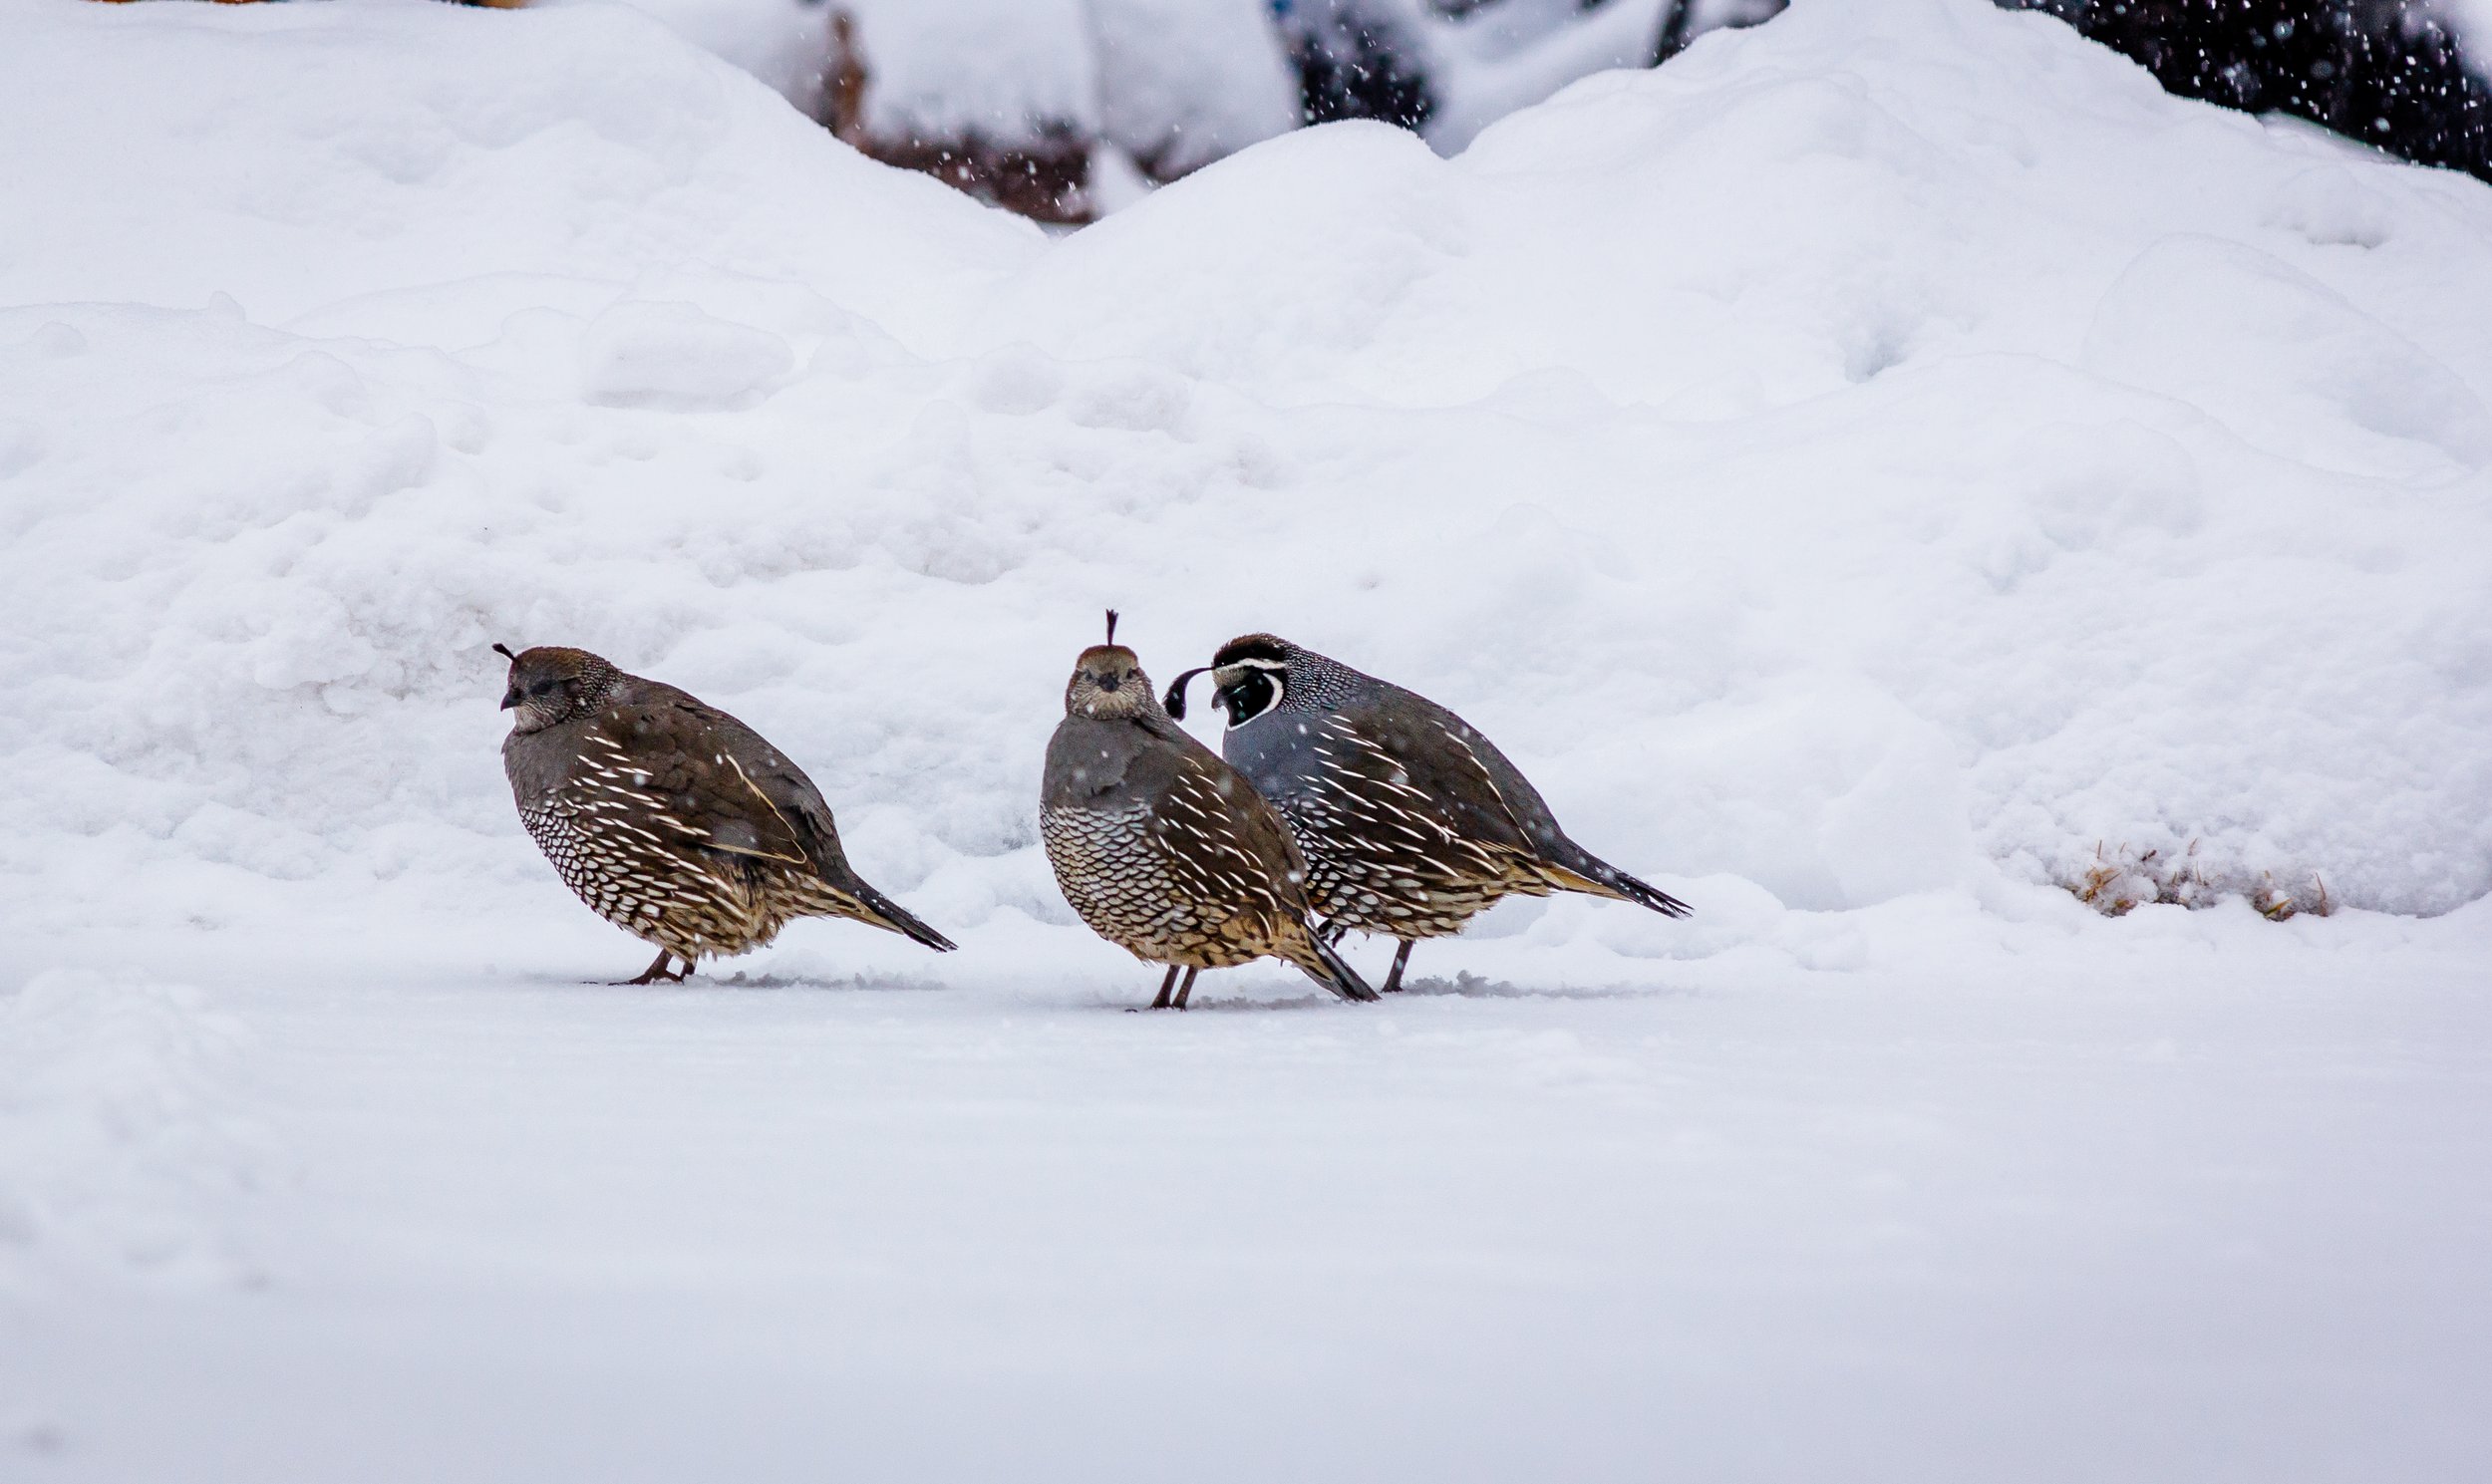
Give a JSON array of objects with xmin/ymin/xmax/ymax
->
[{"xmin": 530, "ymin": 680, "xmax": 557, "ymax": 697}]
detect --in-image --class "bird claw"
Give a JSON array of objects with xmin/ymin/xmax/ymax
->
[{"xmin": 616, "ymin": 951, "xmax": 691, "ymax": 986}]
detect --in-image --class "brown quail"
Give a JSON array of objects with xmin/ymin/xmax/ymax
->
[
  {"xmin": 1165, "ymin": 634, "xmax": 1689, "ymax": 993},
  {"xmin": 496, "ymin": 644, "xmax": 954, "ymax": 983},
  {"xmin": 1040, "ymin": 614, "xmax": 1376, "ymax": 1009}
]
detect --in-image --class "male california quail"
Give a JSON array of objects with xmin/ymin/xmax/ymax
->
[
  {"xmin": 1164, "ymin": 635, "xmax": 1689, "ymax": 992},
  {"xmin": 1041, "ymin": 614, "xmax": 1377, "ymax": 1009},
  {"xmin": 496, "ymin": 644, "xmax": 954, "ymax": 983}
]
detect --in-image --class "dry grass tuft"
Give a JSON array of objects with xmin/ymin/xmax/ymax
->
[{"xmin": 2067, "ymin": 840, "xmax": 2331, "ymax": 920}]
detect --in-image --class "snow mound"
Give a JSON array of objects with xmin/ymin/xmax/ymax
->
[
  {"xmin": 2, "ymin": 0, "xmax": 2490, "ymax": 996},
  {"xmin": 0, "ymin": 0, "xmax": 1036, "ymax": 346},
  {"xmin": 981, "ymin": 0, "xmax": 2492, "ymax": 915},
  {"xmin": 566, "ymin": 0, "xmax": 839, "ymax": 113}
]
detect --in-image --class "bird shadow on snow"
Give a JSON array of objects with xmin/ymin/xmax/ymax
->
[
  {"xmin": 502, "ymin": 969, "xmax": 948, "ymax": 996},
  {"xmin": 1123, "ymin": 989, "xmax": 1362, "ymax": 1015},
  {"xmin": 705, "ymin": 971, "xmax": 950, "ymax": 995},
  {"xmin": 494, "ymin": 971, "xmax": 1690, "ymax": 1006},
  {"xmin": 1112, "ymin": 972, "xmax": 1697, "ymax": 1013},
  {"xmin": 1391, "ymin": 972, "xmax": 1697, "ymax": 1004}
]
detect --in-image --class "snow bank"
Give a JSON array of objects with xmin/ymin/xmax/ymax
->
[
  {"xmin": 983, "ymin": 1, "xmax": 2492, "ymax": 915},
  {"xmin": 560, "ymin": 0, "xmax": 837, "ymax": 112},
  {"xmin": 0, "ymin": 0, "xmax": 1035, "ymax": 342},
  {"xmin": 2, "ymin": 0, "xmax": 2489, "ymax": 1005}
]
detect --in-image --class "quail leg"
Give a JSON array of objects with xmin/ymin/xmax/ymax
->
[
  {"xmin": 1146, "ymin": 964, "xmax": 1182, "ymax": 1011},
  {"xmin": 618, "ymin": 948, "xmax": 686, "ymax": 987},
  {"xmin": 1381, "ymin": 939, "xmax": 1414, "ymax": 994},
  {"xmin": 1171, "ymin": 967, "xmax": 1201, "ymax": 1011}
]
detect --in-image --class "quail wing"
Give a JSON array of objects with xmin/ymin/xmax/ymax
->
[{"xmin": 1147, "ymin": 745, "xmax": 1317, "ymax": 934}]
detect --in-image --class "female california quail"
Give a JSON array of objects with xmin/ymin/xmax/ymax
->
[
  {"xmin": 1041, "ymin": 614, "xmax": 1376, "ymax": 1009},
  {"xmin": 496, "ymin": 644, "xmax": 955, "ymax": 983},
  {"xmin": 1164, "ymin": 634, "xmax": 1689, "ymax": 992}
]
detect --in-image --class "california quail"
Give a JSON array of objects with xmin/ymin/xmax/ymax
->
[
  {"xmin": 1041, "ymin": 614, "xmax": 1377, "ymax": 1009},
  {"xmin": 496, "ymin": 644, "xmax": 955, "ymax": 983},
  {"xmin": 1164, "ymin": 635, "xmax": 1689, "ymax": 992}
]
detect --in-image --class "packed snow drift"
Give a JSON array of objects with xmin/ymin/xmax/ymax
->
[
  {"xmin": 7, "ymin": 0, "xmax": 2490, "ymax": 947},
  {"xmin": 3, "ymin": 0, "xmax": 2489, "ymax": 1478}
]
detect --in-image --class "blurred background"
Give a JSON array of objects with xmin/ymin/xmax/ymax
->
[{"xmin": 572, "ymin": 0, "xmax": 2492, "ymax": 222}]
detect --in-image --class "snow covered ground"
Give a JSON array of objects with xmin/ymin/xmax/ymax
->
[
  {"xmin": 2, "ymin": 0, "xmax": 2489, "ymax": 1477},
  {"xmin": 6, "ymin": 916, "xmax": 2488, "ymax": 1482}
]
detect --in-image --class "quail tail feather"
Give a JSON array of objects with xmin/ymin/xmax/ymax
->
[
  {"xmin": 1543, "ymin": 852, "xmax": 1693, "ymax": 919},
  {"xmin": 846, "ymin": 883, "xmax": 959, "ymax": 952},
  {"xmin": 1298, "ymin": 928, "xmax": 1380, "ymax": 1002}
]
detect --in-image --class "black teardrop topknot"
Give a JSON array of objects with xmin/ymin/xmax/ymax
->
[{"xmin": 1163, "ymin": 666, "xmax": 1211, "ymax": 721}]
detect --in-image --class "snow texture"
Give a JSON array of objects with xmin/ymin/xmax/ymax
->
[
  {"xmin": 1090, "ymin": 0, "xmax": 1301, "ymax": 175},
  {"xmin": 816, "ymin": 0, "xmax": 1298, "ymax": 170},
  {"xmin": 5, "ymin": 917, "xmax": 2488, "ymax": 1482},
  {"xmin": 7, "ymin": 0, "xmax": 2486, "ymax": 928},
  {"xmin": 1415, "ymin": 0, "xmax": 1686, "ymax": 152},
  {"xmin": 2, "ymin": 0, "xmax": 2490, "ymax": 1475},
  {"xmin": 840, "ymin": 0, "xmax": 1102, "ymax": 140},
  {"xmin": 562, "ymin": 0, "xmax": 836, "ymax": 110}
]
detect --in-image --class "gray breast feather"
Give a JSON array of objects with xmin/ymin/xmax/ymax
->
[{"xmin": 1043, "ymin": 716, "xmax": 1146, "ymax": 806}]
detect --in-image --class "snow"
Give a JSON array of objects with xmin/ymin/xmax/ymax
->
[
  {"xmin": 815, "ymin": 0, "xmax": 1298, "ymax": 176},
  {"xmin": 1090, "ymin": 0, "xmax": 1301, "ymax": 176},
  {"xmin": 7, "ymin": 913, "xmax": 2491, "ymax": 1480},
  {"xmin": 3, "ymin": 0, "xmax": 2490, "ymax": 1475},
  {"xmin": 0, "ymin": 0, "xmax": 1035, "ymax": 338},
  {"xmin": 1415, "ymin": 0, "xmax": 1683, "ymax": 152},
  {"xmin": 840, "ymin": 0, "xmax": 1101, "ymax": 143},
  {"xmin": 560, "ymin": 0, "xmax": 835, "ymax": 111}
]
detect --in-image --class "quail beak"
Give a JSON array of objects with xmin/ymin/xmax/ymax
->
[
  {"xmin": 500, "ymin": 689, "xmax": 521, "ymax": 711},
  {"xmin": 1096, "ymin": 672, "xmax": 1123, "ymax": 693}
]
